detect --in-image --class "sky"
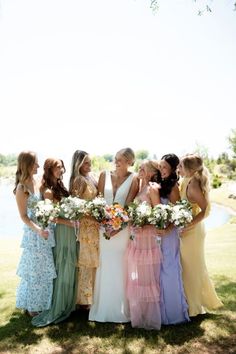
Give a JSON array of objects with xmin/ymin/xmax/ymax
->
[{"xmin": 0, "ymin": 0, "xmax": 236, "ymax": 168}]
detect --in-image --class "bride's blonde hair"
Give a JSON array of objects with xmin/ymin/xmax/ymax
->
[
  {"xmin": 181, "ymin": 154, "xmax": 210, "ymax": 197},
  {"xmin": 116, "ymin": 148, "xmax": 135, "ymax": 166}
]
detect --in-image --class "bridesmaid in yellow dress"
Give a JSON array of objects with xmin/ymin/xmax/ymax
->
[
  {"xmin": 69, "ymin": 150, "xmax": 99, "ymax": 308},
  {"xmin": 178, "ymin": 153, "xmax": 223, "ymax": 316}
]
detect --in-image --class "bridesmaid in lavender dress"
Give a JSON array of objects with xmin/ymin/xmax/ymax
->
[{"xmin": 152, "ymin": 154, "xmax": 190, "ymax": 325}]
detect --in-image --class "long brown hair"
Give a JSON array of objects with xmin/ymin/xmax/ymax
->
[
  {"xmin": 40, "ymin": 158, "xmax": 69, "ymax": 201},
  {"xmin": 13, "ymin": 151, "xmax": 37, "ymax": 195}
]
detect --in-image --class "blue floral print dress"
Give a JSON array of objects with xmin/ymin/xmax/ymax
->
[{"xmin": 16, "ymin": 189, "xmax": 57, "ymax": 312}]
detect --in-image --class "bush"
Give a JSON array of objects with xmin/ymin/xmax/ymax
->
[{"xmin": 211, "ymin": 174, "xmax": 222, "ymax": 189}]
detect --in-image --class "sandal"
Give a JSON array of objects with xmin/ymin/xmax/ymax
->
[{"xmin": 27, "ymin": 311, "xmax": 39, "ymax": 317}]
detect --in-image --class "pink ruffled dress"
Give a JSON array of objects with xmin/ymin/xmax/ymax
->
[{"xmin": 126, "ymin": 187, "xmax": 162, "ymax": 330}]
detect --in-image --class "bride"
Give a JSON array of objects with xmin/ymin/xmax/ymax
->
[{"xmin": 89, "ymin": 147, "xmax": 139, "ymax": 323}]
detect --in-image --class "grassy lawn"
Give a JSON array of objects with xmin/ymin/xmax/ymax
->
[{"xmin": 0, "ymin": 185, "xmax": 236, "ymax": 353}]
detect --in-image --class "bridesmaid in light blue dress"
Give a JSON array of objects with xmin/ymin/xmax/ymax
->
[
  {"xmin": 14, "ymin": 151, "xmax": 56, "ymax": 316},
  {"xmin": 152, "ymin": 154, "xmax": 190, "ymax": 325}
]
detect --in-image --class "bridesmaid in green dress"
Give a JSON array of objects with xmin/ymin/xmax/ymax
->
[{"xmin": 32, "ymin": 157, "xmax": 79, "ymax": 327}]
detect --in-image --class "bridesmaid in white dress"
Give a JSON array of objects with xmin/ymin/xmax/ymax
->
[{"xmin": 89, "ymin": 148, "xmax": 139, "ymax": 323}]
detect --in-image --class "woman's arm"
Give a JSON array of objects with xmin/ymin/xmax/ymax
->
[
  {"xmin": 15, "ymin": 185, "xmax": 48, "ymax": 239},
  {"xmin": 181, "ymin": 177, "xmax": 208, "ymax": 233},
  {"xmin": 148, "ymin": 182, "xmax": 161, "ymax": 206},
  {"xmin": 97, "ymin": 171, "xmax": 106, "ymax": 196},
  {"xmin": 169, "ymin": 184, "xmax": 180, "ymax": 204},
  {"xmin": 125, "ymin": 174, "xmax": 139, "ymax": 205}
]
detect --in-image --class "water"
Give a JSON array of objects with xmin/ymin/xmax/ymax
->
[
  {"xmin": 204, "ymin": 204, "xmax": 232, "ymax": 230},
  {"xmin": 0, "ymin": 181, "xmax": 233, "ymax": 239},
  {"xmin": 0, "ymin": 181, "xmax": 23, "ymax": 238}
]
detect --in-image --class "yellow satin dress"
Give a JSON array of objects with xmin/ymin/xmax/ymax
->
[
  {"xmin": 72, "ymin": 179, "xmax": 99, "ymax": 305},
  {"xmin": 179, "ymin": 177, "xmax": 223, "ymax": 316}
]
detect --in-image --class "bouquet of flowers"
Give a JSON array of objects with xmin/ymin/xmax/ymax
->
[
  {"xmin": 58, "ymin": 196, "xmax": 86, "ymax": 220},
  {"xmin": 126, "ymin": 200, "xmax": 152, "ymax": 227},
  {"xmin": 101, "ymin": 203, "xmax": 129, "ymax": 239},
  {"xmin": 169, "ymin": 199, "xmax": 193, "ymax": 228},
  {"xmin": 148, "ymin": 203, "xmax": 172, "ymax": 229},
  {"xmin": 85, "ymin": 195, "xmax": 107, "ymax": 222},
  {"xmin": 34, "ymin": 198, "xmax": 59, "ymax": 229}
]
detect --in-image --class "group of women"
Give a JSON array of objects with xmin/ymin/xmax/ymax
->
[{"xmin": 14, "ymin": 148, "xmax": 223, "ymax": 330}]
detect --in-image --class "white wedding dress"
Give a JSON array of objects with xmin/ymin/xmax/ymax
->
[{"xmin": 89, "ymin": 171, "xmax": 133, "ymax": 323}]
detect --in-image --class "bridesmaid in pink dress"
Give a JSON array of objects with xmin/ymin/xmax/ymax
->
[{"xmin": 126, "ymin": 160, "xmax": 162, "ymax": 330}]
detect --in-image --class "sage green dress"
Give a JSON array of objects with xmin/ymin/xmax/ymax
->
[{"xmin": 32, "ymin": 223, "xmax": 78, "ymax": 327}]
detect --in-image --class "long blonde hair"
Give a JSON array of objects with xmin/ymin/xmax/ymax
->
[
  {"xmin": 69, "ymin": 150, "xmax": 88, "ymax": 196},
  {"xmin": 181, "ymin": 154, "xmax": 210, "ymax": 197},
  {"xmin": 143, "ymin": 159, "xmax": 159, "ymax": 177},
  {"xmin": 13, "ymin": 151, "xmax": 37, "ymax": 194}
]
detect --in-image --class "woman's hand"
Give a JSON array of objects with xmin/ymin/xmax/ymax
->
[
  {"xmin": 155, "ymin": 228, "xmax": 169, "ymax": 237},
  {"xmin": 149, "ymin": 182, "xmax": 161, "ymax": 192},
  {"xmin": 155, "ymin": 224, "xmax": 174, "ymax": 237},
  {"xmin": 38, "ymin": 228, "xmax": 49, "ymax": 240},
  {"xmin": 179, "ymin": 224, "xmax": 194, "ymax": 235}
]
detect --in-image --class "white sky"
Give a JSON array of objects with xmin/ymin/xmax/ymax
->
[{"xmin": 0, "ymin": 0, "xmax": 236, "ymax": 167}]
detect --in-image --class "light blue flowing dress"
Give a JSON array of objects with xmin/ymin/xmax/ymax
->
[{"xmin": 16, "ymin": 190, "xmax": 56, "ymax": 312}]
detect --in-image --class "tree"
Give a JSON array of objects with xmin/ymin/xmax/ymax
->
[
  {"xmin": 149, "ymin": 1, "xmax": 236, "ymax": 14},
  {"xmin": 228, "ymin": 129, "xmax": 236, "ymax": 157},
  {"xmin": 135, "ymin": 150, "xmax": 149, "ymax": 160},
  {"xmin": 102, "ymin": 154, "xmax": 113, "ymax": 162}
]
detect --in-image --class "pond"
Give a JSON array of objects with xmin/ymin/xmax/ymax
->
[{"xmin": 0, "ymin": 181, "xmax": 233, "ymax": 239}]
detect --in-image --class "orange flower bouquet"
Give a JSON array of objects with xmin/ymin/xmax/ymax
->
[{"xmin": 101, "ymin": 203, "xmax": 129, "ymax": 240}]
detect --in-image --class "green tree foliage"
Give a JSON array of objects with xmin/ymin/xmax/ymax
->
[
  {"xmin": 102, "ymin": 154, "xmax": 113, "ymax": 162},
  {"xmin": 228, "ymin": 129, "xmax": 236, "ymax": 157},
  {"xmin": 135, "ymin": 150, "xmax": 149, "ymax": 160},
  {"xmin": 217, "ymin": 152, "xmax": 230, "ymax": 165},
  {"xmin": 149, "ymin": 1, "xmax": 236, "ymax": 15},
  {"xmin": 0, "ymin": 154, "xmax": 17, "ymax": 166},
  {"xmin": 91, "ymin": 155, "xmax": 112, "ymax": 174},
  {"xmin": 211, "ymin": 174, "xmax": 222, "ymax": 189}
]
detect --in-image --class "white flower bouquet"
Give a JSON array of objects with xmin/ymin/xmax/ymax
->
[
  {"xmin": 169, "ymin": 199, "xmax": 193, "ymax": 228},
  {"xmin": 126, "ymin": 200, "xmax": 152, "ymax": 227},
  {"xmin": 59, "ymin": 196, "xmax": 86, "ymax": 220},
  {"xmin": 148, "ymin": 203, "xmax": 172, "ymax": 229},
  {"xmin": 85, "ymin": 195, "xmax": 107, "ymax": 222},
  {"xmin": 34, "ymin": 198, "xmax": 59, "ymax": 229}
]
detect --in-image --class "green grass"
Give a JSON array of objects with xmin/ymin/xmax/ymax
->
[{"xmin": 0, "ymin": 184, "xmax": 236, "ymax": 353}]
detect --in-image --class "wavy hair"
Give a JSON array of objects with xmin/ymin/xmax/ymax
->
[
  {"xmin": 153, "ymin": 153, "xmax": 179, "ymax": 198},
  {"xmin": 181, "ymin": 153, "xmax": 210, "ymax": 197},
  {"xmin": 69, "ymin": 150, "xmax": 88, "ymax": 195},
  {"xmin": 143, "ymin": 159, "xmax": 159, "ymax": 177},
  {"xmin": 40, "ymin": 158, "xmax": 69, "ymax": 201},
  {"xmin": 13, "ymin": 151, "xmax": 37, "ymax": 195}
]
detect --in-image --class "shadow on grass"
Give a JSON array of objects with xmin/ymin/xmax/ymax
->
[
  {"xmin": 214, "ymin": 275, "xmax": 236, "ymax": 312},
  {"xmin": 0, "ymin": 278, "xmax": 236, "ymax": 353},
  {"xmin": 0, "ymin": 310, "xmax": 44, "ymax": 352}
]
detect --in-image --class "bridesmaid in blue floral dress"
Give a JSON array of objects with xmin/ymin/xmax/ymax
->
[
  {"xmin": 152, "ymin": 154, "xmax": 190, "ymax": 325},
  {"xmin": 13, "ymin": 151, "xmax": 56, "ymax": 317}
]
